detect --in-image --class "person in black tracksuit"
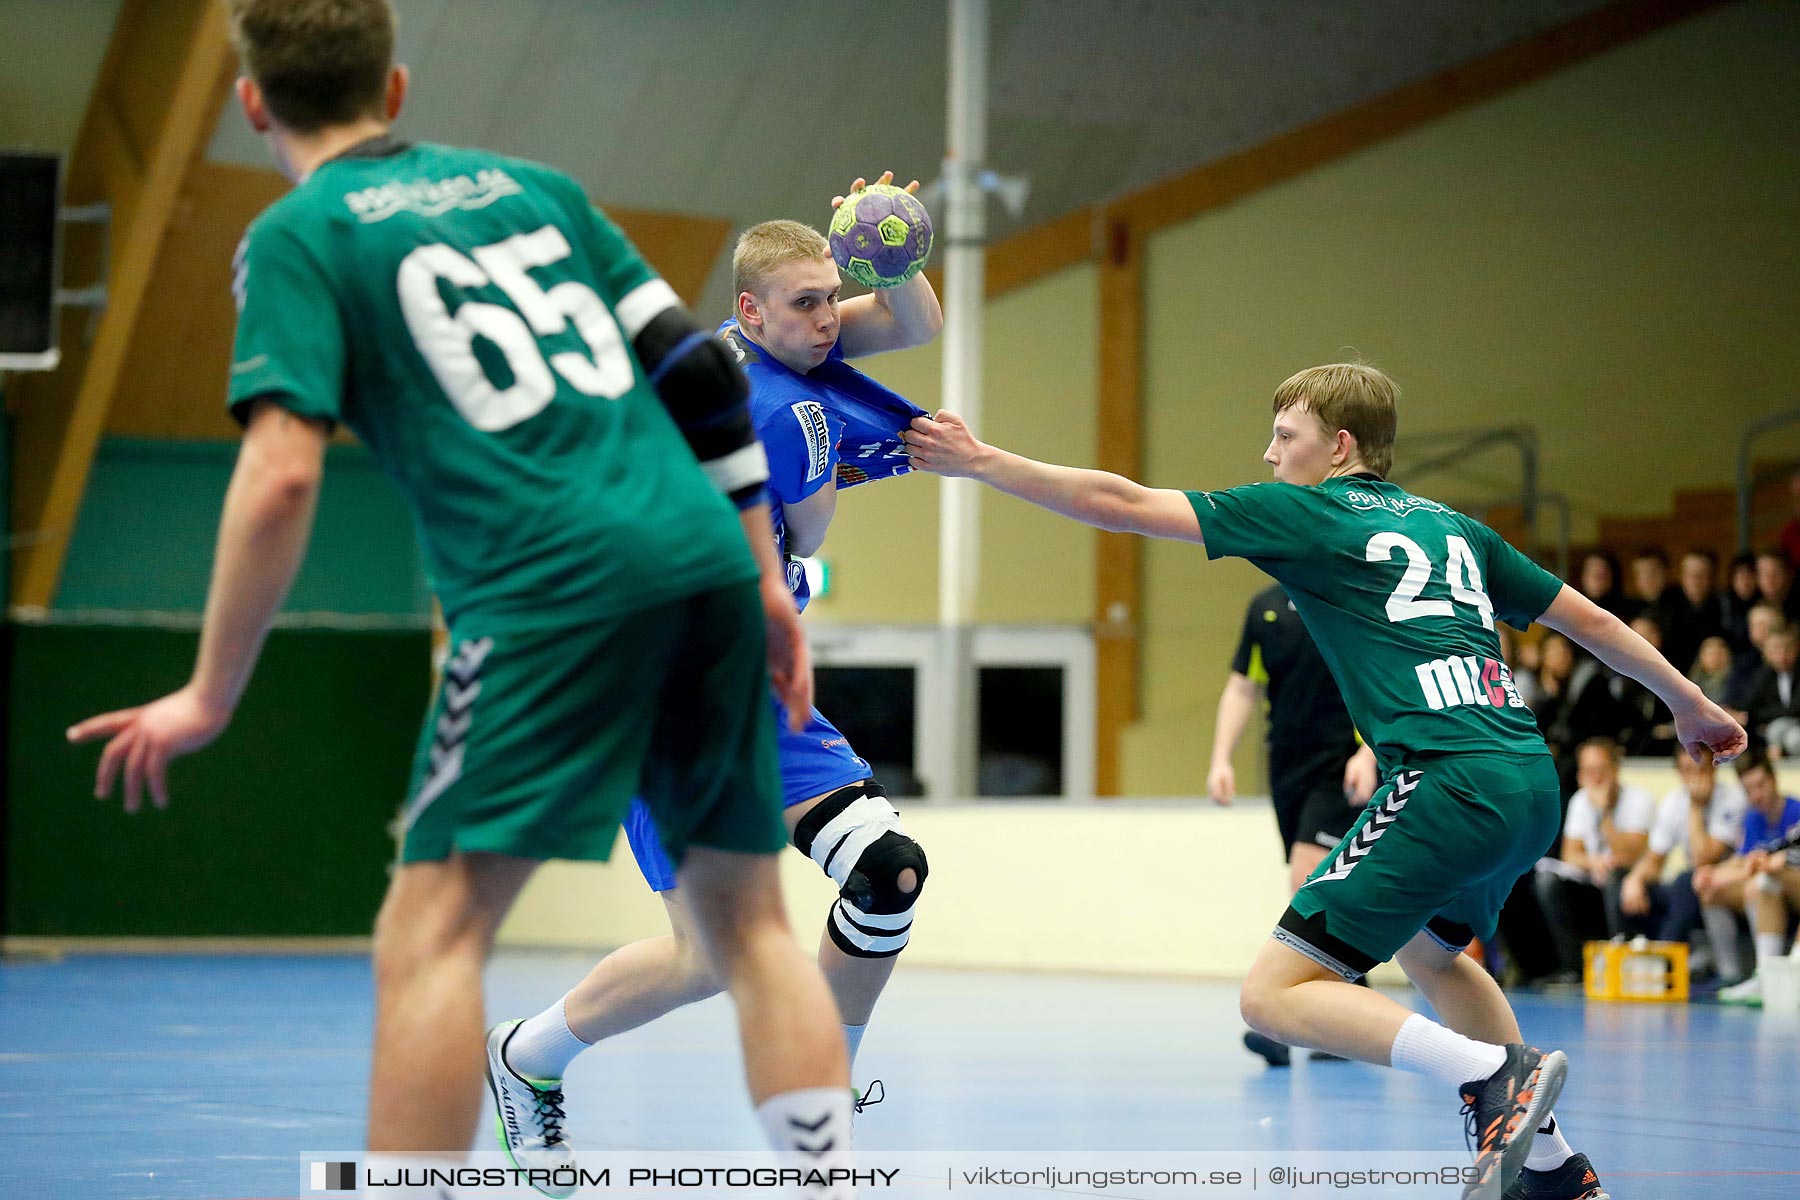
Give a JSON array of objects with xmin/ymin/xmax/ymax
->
[{"xmin": 1208, "ymin": 582, "xmax": 1377, "ymax": 1066}]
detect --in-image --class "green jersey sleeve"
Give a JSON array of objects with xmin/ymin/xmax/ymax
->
[
  {"xmin": 226, "ymin": 213, "xmax": 346, "ymax": 426},
  {"xmin": 530, "ymin": 169, "xmax": 658, "ymax": 310},
  {"xmin": 579, "ymin": 203, "xmax": 657, "ymax": 306},
  {"xmin": 1466, "ymin": 520, "xmax": 1565, "ymax": 629},
  {"xmin": 1186, "ymin": 483, "xmax": 1317, "ymax": 562}
]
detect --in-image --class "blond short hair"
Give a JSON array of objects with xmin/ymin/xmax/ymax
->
[
  {"xmin": 1271, "ymin": 363, "xmax": 1400, "ymax": 477},
  {"xmin": 733, "ymin": 220, "xmax": 831, "ymax": 301}
]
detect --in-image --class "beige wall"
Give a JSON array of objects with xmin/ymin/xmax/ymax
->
[
  {"xmin": 1128, "ymin": 1, "xmax": 1800, "ymax": 793},
  {"xmin": 502, "ymin": 762, "xmax": 1685, "ymax": 978},
  {"xmin": 499, "ymin": 801, "xmax": 1361, "ymax": 980}
]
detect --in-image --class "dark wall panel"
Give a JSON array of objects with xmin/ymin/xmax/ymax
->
[{"xmin": 6, "ymin": 624, "xmax": 431, "ymax": 936}]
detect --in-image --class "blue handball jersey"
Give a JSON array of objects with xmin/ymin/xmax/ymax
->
[{"xmin": 717, "ymin": 320, "xmax": 923, "ymax": 613}]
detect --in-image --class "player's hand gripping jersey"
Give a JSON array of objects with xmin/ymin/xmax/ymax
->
[
  {"xmin": 228, "ymin": 139, "xmax": 759, "ymax": 629},
  {"xmin": 717, "ymin": 319, "xmax": 924, "ymax": 612},
  {"xmin": 1188, "ymin": 475, "xmax": 1564, "ymax": 772}
]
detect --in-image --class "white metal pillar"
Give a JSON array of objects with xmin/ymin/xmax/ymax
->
[{"xmin": 933, "ymin": 0, "xmax": 987, "ymax": 801}]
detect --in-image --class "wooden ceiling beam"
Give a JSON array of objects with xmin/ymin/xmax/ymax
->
[{"xmin": 8, "ymin": 0, "xmax": 235, "ymax": 609}]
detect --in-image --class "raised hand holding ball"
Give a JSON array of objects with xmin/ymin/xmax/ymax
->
[{"xmin": 829, "ymin": 172, "xmax": 933, "ymax": 289}]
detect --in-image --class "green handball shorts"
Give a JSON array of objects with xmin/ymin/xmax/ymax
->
[
  {"xmin": 397, "ymin": 581, "xmax": 787, "ymax": 868},
  {"xmin": 1278, "ymin": 751, "xmax": 1561, "ymax": 978}
]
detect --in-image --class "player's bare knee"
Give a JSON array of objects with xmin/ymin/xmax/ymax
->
[
  {"xmin": 666, "ymin": 925, "xmax": 725, "ymax": 999},
  {"xmin": 679, "ymin": 849, "xmax": 793, "ymax": 974},
  {"xmin": 374, "ymin": 870, "xmax": 458, "ymax": 972},
  {"xmin": 1238, "ymin": 979, "xmax": 1283, "ymax": 1037},
  {"xmin": 793, "ymin": 781, "xmax": 928, "ymax": 960}
]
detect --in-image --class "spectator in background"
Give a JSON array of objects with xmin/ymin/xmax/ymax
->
[
  {"xmin": 1207, "ymin": 582, "xmax": 1378, "ymax": 1067},
  {"xmin": 1618, "ymin": 748, "xmax": 1745, "ymax": 964},
  {"xmin": 1612, "ymin": 614, "xmax": 1678, "ymax": 757},
  {"xmin": 1756, "ymin": 548, "xmax": 1800, "ymax": 624},
  {"xmin": 1628, "ymin": 547, "xmax": 1683, "ymax": 639},
  {"xmin": 1532, "ymin": 737, "xmax": 1657, "ymax": 980},
  {"xmin": 1578, "ymin": 549, "xmax": 1634, "ymax": 620},
  {"xmin": 1529, "ymin": 632, "xmax": 1620, "ymax": 791},
  {"xmin": 1503, "ymin": 627, "xmax": 1544, "ymax": 707},
  {"xmin": 1711, "ymin": 751, "xmax": 1800, "ymax": 1003},
  {"xmin": 1725, "ymin": 603, "xmax": 1784, "ymax": 711},
  {"xmin": 1780, "ymin": 470, "xmax": 1800, "ymax": 570},
  {"xmin": 1742, "ymin": 623, "xmax": 1800, "ymax": 756},
  {"xmin": 1724, "ymin": 551, "xmax": 1761, "ymax": 650},
  {"xmin": 1663, "ymin": 548, "xmax": 1728, "ymax": 674},
  {"xmin": 1690, "ymin": 635, "xmax": 1735, "ymax": 705}
]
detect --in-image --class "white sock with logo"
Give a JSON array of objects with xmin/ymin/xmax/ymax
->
[
  {"xmin": 505, "ymin": 998, "xmax": 591, "ymax": 1081},
  {"xmin": 756, "ymin": 1087, "xmax": 856, "ymax": 1199},
  {"xmin": 1755, "ymin": 931, "xmax": 1786, "ymax": 966},
  {"xmin": 1388, "ymin": 1013, "xmax": 1507, "ymax": 1086},
  {"xmin": 1525, "ymin": 1113, "xmax": 1575, "ymax": 1171}
]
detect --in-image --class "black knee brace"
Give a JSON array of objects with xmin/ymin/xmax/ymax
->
[{"xmin": 793, "ymin": 781, "xmax": 929, "ymax": 959}]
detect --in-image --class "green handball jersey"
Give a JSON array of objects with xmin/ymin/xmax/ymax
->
[
  {"xmin": 227, "ymin": 139, "xmax": 754, "ymax": 630},
  {"xmin": 1188, "ymin": 475, "xmax": 1565, "ymax": 772}
]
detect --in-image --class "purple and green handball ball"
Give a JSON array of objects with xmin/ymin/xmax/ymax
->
[{"xmin": 828, "ymin": 183, "xmax": 934, "ymax": 289}]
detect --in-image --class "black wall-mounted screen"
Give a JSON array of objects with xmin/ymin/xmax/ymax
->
[{"xmin": 0, "ymin": 153, "xmax": 61, "ymax": 358}]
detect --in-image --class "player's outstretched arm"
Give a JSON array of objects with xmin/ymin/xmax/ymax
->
[
  {"xmin": 66, "ymin": 401, "xmax": 329, "ymax": 811},
  {"xmin": 1538, "ymin": 584, "xmax": 1747, "ymax": 763},
  {"xmin": 834, "ymin": 172, "xmax": 944, "ymax": 358},
  {"xmin": 904, "ymin": 409, "xmax": 1203, "ymax": 543}
]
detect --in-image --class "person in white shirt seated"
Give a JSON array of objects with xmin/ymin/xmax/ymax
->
[
  {"xmin": 1619, "ymin": 747, "xmax": 1747, "ymax": 978},
  {"xmin": 1532, "ymin": 736, "xmax": 1658, "ymax": 980}
]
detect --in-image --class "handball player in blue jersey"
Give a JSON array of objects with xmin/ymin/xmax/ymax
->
[{"xmin": 487, "ymin": 177, "xmax": 941, "ymax": 1178}]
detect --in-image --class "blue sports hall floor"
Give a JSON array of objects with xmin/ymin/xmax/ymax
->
[{"xmin": 3, "ymin": 950, "xmax": 1796, "ymax": 1198}]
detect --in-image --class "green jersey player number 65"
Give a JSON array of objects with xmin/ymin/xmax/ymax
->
[{"xmin": 398, "ymin": 224, "xmax": 636, "ymax": 430}]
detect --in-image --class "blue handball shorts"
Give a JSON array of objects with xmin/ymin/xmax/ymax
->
[{"xmin": 622, "ymin": 694, "xmax": 872, "ymax": 891}]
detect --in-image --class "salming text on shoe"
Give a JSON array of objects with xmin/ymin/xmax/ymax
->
[
  {"xmin": 1458, "ymin": 1044, "xmax": 1567, "ymax": 1200},
  {"xmin": 1503, "ymin": 1151, "xmax": 1610, "ymax": 1199},
  {"xmin": 485, "ymin": 1020, "xmax": 577, "ymax": 1199}
]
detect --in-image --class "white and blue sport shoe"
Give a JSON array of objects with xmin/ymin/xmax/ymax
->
[{"xmin": 485, "ymin": 1020, "xmax": 577, "ymax": 1199}]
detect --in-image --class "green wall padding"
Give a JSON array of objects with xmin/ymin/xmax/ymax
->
[
  {"xmin": 58, "ymin": 438, "xmax": 431, "ymax": 616},
  {"xmin": 6, "ymin": 623, "xmax": 432, "ymax": 936}
]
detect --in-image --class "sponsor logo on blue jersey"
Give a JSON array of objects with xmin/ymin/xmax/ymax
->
[{"xmin": 791, "ymin": 401, "xmax": 832, "ymax": 483}]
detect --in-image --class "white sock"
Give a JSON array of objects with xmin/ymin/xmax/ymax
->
[
  {"xmin": 1702, "ymin": 905, "xmax": 1745, "ymax": 979},
  {"xmin": 1389, "ymin": 1013, "xmax": 1507, "ymax": 1087},
  {"xmin": 756, "ymin": 1087, "xmax": 855, "ymax": 1199},
  {"xmin": 843, "ymin": 1023, "xmax": 867, "ymax": 1069},
  {"xmin": 505, "ymin": 997, "xmax": 591, "ymax": 1081},
  {"xmin": 1525, "ymin": 1113, "xmax": 1575, "ymax": 1171},
  {"xmin": 1755, "ymin": 932, "xmax": 1786, "ymax": 965},
  {"xmin": 362, "ymin": 1153, "xmax": 466, "ymax": 1198}
]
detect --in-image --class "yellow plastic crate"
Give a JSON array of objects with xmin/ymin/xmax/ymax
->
[{"xmin": 1584, "ymin": 938, "xmax": 1689, "ymax": 1002}]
